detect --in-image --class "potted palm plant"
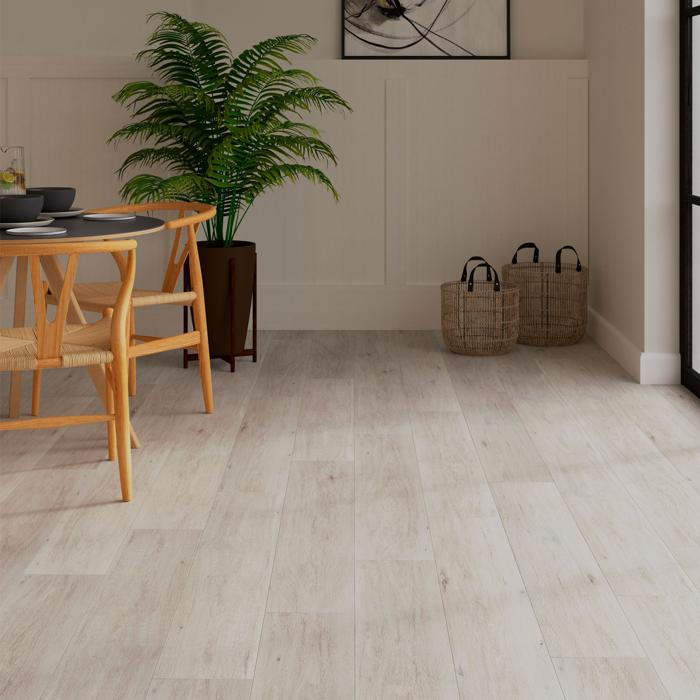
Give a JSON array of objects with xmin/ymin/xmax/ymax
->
[{"xmin": 110, "ymin": 12, "xmax": 350, "ymax": 363}]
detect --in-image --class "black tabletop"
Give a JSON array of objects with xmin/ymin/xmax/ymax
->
[{"xmin": 0, "ymin": 215, "xmax": 165, "ymax": 243}]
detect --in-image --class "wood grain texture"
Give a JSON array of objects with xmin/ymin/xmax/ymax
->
[
  {"xmin": 562, "ymin": 476, "xmax": 696, "ymax": 597},
  {"xmin": 513, "ymin": 395, "xmax": 605, "ymax": 470},
  {"xmin": 146, "ymin": 679, "xmax": 252, "ymax": 700},
  {"xmin": 132, "ymin": 421, "xmax": 232, "ymax": 531},
  {"xmin": 612, "ymin": 456, "xmax": 700, "ymax": 587},
  {"xmin": 0, "ymin": 574, "xmax": 100, "ymax": 700},
  {"xmin": 155, "ymin": 492, "xmax": 284, "ymax": 680},
  {"xmin": 425, "ymin": 497, "xmax": 564, "ymax": 700},
  {"xmin": 396, "ymin": 331, "xmax": 461, "ymax": 412},
  {"xmin": 43, "ymin": 530, "xmax": 199, "ymax": 700},
  {"xmin": 293, "ymin": 378, "xmax": 353, "ymax": 461},
  {"xmin": 356, "ymin": 560, "xmax": 459, "ymax": 699},
  {"xmin": 461, "ymin": 390, "xmax": 552, "ymax": 482},
  {"xmin": 492, "ymin": 483, "xmax": 643, "ymax": 658},
  {"xmin": 267, "ymin": 461, "xmax": 354, "ymax": 613},
  {"xmin": 355, "ymin": 434, "xmax": 432, "ymax": 561},
  {"xmin": 6, "ymin": 336, "xmax": 700, "ymax": 698},
  {"xmin": 553, "ymin": 657, "xmax": 669, "ymax": 700},
  {"xmin": 620, "ymin": 594, "xmax": 700, "ymax": 699},
  {"xmin": 251, "ymin": 613, "xmax": 353, "ymax": 700}
]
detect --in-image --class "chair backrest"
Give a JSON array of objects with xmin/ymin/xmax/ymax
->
[
  {"xmin": 87, "ymin": 202, "xmax": 216, "ymax": 294},
  {"xmin": 0, "ymin": 240, "xmax": 137, "ymax": 366}
]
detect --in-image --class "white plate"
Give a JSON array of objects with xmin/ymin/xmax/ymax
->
[
  {"xmin": 43, "ymin": 208, "xmax": 86, "ymax": 218},
  {"xmin": 81, "ymin": 213, "xmax": 136, "ymax": 221},
  {"xmin": 5, "ymin": 226, "xmax": 67, "ymax": 237},
  {"xmin": 0, "ymin": 215, "xmax": 55, "ymax": 229}
]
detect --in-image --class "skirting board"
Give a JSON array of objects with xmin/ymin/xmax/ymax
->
[{"xmin": 588, "ymin": 307, "xmax": 680, "ymax": 385}]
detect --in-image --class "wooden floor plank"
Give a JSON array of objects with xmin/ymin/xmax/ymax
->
[
  {"xmin": 0, "ymin": 575, "xmax": 101, "ymax": 700},
  {"xmin": 356, "ymin": 560, "xmax": 459, "ymax": 699},
  {"xmin": 146, "ymin": 679, "xmax": 253, "ymax": 699},
  {"xmin": 355, "ymin": 434, "xmax": 432, "ymax": 561},
  {"xmin": 251, "ymin": 613, "xmax": 353, "ymax": 700},
  {"xmin": 620, "ymin": 594, "xmax": 700, "ymax": 699},
  {"xmin": 7, "ymin": 341, "xmax": 700, "ymax": 697},
  {"xmin": 553, "ymin": 657, "xmax": 670, "ymax": 700},
  {"xmin": 267, "ymin": 461, "xmax": 354, "ymax": 613},
  {"xmin": 461, "ymin": 391, "xmax": 552, "ymax": 483},
  {"xmin": 424, "ymin": 491, "xmax": 564, "ymax": 700},
  {"xmin": 42, "ymin": 530, "xmax": 200, "ymax": 700},
  {"xmin": 155, "ymin": 491, "xmax": 285, "ymax": 680},
  {"xmin": 133, "ymin": 422, "xmax": 232, "ymax": 531},
  {"xmin": 612, "ymin": 456, "xmax": 700, "ymax": 588},
  {"xmin": 396, "ymin": 332, "xmax": 461, "ymax": 413},
  {"xmin": 492, "ymin": 483, "xmax": 643, "ymax": 658},
  {"xmin": 560, "ymin": 469, "xmax": 696, "ymax": 596},
  {"xmin": 352, "ymin": 332, "xmax": 411, "ymax": 436},
  {"xmin": 513, "ymin": 395, "xmax": 605, "ymax": 471},
  {"xmin": 293, "ymin": 378, "xmax": 354, "ymax": 462}
]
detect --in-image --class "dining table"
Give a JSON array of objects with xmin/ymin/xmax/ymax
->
[{"xmin": 0, "ymin": 214, "xmax": 165, "ymax": 445}]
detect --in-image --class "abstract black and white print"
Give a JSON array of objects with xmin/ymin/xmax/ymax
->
[{"xmin": 343, "ymin": 0, "xmax": 510, "ymax": 59}]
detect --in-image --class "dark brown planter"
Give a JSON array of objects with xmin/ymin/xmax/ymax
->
[{"xmin": 192, "ymin": 240, "xmax": 257, "ymax": 367}]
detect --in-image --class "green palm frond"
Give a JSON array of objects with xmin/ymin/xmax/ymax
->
[{"xmin": 110, "ymin": 14, "xmax": 350, "ymax": 245}]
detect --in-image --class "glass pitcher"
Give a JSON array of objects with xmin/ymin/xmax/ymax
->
[{"xmin": 0, "ymin": 146, "xmax": 26, "ymax": 194}]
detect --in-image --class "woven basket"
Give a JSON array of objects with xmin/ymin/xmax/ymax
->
[
  {"xmin": 502, "ymin": 243, "xmax": 588, "ymax": 347},
  {"xmin": 441, "ymin": 259, "xmax": 520, "ymax": 356}
]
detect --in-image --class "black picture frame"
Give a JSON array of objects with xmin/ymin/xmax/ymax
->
[{"xmin": 342, "ymin": 0, "xmax": 511, "ymax": 60}]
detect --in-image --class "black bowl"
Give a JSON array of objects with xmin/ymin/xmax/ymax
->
[
  {"xmin": 27, "ymin": 187, "xmax": 76, "ymax": 212},
  {"xmin": 0, "ymin": 195, "xmax": 45, "ymax": 223}
]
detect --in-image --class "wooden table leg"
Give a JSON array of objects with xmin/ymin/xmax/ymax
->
[
  {"xmin": 40, "ymin": 255, "xmax": 141, "ymax": 449},
  {"xmin": 8, "ymin": 257, "xmax": 28, "ymax": 418}
]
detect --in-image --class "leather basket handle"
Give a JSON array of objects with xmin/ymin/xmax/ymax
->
[
  {"xmin": 468, "ymin": 263, "xmax": 501, "ymax": 293},
  {"xmin": 512, "ymin": 242, "xmax": 540, "ymax": 265},
  {"xmin": 461, "ymin": 256, "xmax": 492, "ymax": 283},
  {"xmin": 555, "ymin": 245, "xmax": 582, "ymax": 273}
]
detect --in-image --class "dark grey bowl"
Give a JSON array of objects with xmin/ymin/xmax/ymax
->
[
  {"xmin": 0, "ymin": 195, "xmax": 45, "ymax": 223},
  {"xmin": 27, "ymin": 187, "xmax": 76, "ymax": 212}
]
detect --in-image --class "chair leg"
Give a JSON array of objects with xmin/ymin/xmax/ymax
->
[
  {"xmin": 31, "ymin": 370, "xmax": 42, "ymax": 417},
  {"xmin": 105, "ymin": 365, "xmax": 117, "ymax": 462},
  {"xmin": 188, "ymin": 252, "xmax": 215, "ymax": 414},
  {"xmin": 113, "ymin": 351, "xmax": 133, "ymax": 502},
  {"xmin": 193, "ymin": 299, "xmax": 215, "ymax": 414},
  {"xmin": 128, "ymin": 310, "xmax": 137, "ymax": 397}
]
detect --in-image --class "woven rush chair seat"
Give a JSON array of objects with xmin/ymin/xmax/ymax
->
[
  {"xmin": 55, "ymin": 281, "xmax": 197, "ymax": 312},
  {"xmin": 0, "ymin": 317, "xmax": 113, "ymax": 372}
]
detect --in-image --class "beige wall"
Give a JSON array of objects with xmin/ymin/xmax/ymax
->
[
  {"xmin": 0, "ymin": 0, "xmax": 589, "ymax": 335},
  {"xmin": 586, "ymin": 0, "xmax": 680, "ymax": 383},
  {"xmin": 644, "ymin": 0, "xmax": 679, "ymax": 359},
  {"xmin": 0, "ymin": 56, "xmax": 589, "ymax": 333},
  {"xmin": 585, "ymin": 0, "xmax": 646, "ymax": 353}
]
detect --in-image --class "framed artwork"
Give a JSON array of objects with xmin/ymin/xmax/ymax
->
[{"xmin": 342, "ymin": 0, "xmax": 510, "ymax": 59}]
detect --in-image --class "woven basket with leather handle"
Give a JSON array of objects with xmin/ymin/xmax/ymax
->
[
  {"xmin": 502, "ymin": 242, "xmax": 588, "ymax": 347},
  {"xmin": 441, "ymin": 258, "xmax": 520, "ymax": 356}
]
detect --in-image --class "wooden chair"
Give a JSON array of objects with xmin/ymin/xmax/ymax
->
[
  {"xmin": 41, "ymin": 202, "xmax": 216, "ymax": 414},
  {"xmin": 0, "ymin": 240, "xmax": 136, "ymax": 501}
]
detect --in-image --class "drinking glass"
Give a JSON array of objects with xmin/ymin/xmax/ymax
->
[{"xmin": 0, "ymin": 146, "xmax": 26, "ymax": 194}]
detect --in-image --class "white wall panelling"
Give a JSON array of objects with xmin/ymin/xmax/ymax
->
[{"xmin": 0, "ymin": 57, "xmax": 588, "ymax": 331}]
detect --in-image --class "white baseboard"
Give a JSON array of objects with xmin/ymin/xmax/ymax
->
[
  {"xmin": 587, "ymin": 307, "xmax": 643, "ymax": 382},
  {"xmin": 639, "ymin": 352, "xmax": 681, "ymax": 385},
  {"xmin": 587, "ymin": 307, "xmax": 681, "ymax": 385}
]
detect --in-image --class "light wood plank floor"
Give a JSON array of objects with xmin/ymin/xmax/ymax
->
[{"xmin": 2, "ymin": 332, "xmax": 700, "ymax": 699}]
